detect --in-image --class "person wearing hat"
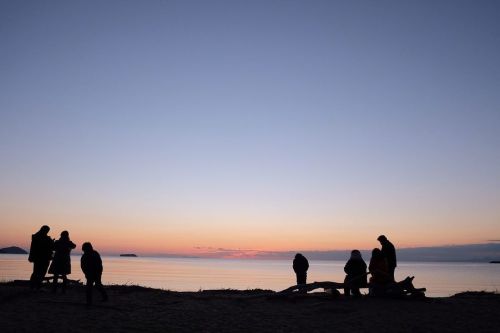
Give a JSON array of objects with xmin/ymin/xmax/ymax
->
[{"xmin": 377, "ymin": 235, "xmax": 397, "ymax": 281}]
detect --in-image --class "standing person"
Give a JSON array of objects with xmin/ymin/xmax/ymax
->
[
  {"xmin": 343, "ymin": 250, "xmax": 367, "ymax": 297},
  {"xmin": 293, "ymin": 253, "xmax": 309, "ymax": 285},
  {"xmin": 28, "ymin": 225, "xmax": 54, "ymax": 290},
  {"xmin": 48, "ymin": 231, "xmax": 76, "ymax": 293},
  {"xmin": 81, "ymin": 242, "xmax": 108, "ymax": 305},
  {"xmin": 377, "ymin": 235, "xmax": 397, "ymax": 281}
]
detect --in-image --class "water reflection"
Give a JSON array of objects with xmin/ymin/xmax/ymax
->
[{"xmin": 1, "ymin": 254, "xmax": 499, "ymax": 296}]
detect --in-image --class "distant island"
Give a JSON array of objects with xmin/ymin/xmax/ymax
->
[
  {"xmin": 490, "ymin": 261, "xmax": 500, "ymax": 264},
  {"xmin": 0, "ymin": 246, "xmax": 28, "ymax": 254},
  {"xmin": 120, "ymin": 254, "xmax": 138, "ymax": 257}
]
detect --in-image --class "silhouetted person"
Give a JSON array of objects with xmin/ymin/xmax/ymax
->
[
  {"xmin": 293, "ymin": 253, "xmax": 309, "ymax": 285},
  {"xmin": 28, "ymin": 225, "xmax": 54, "ymax": 290},
  {"xmin": 48, "ymin": 231, "xmax": 76, "ymax": 293},
  {"xmin": 368, "ymin": 248, "xmax": 392, "ymax": 296},
  {"xmin": 81, "ymin": 242, "xmax": 108, "ymax": 305},
  {"xmin": 343, "ymin": 250, "xmax": 367, "ymax": 297},
  {"xmin": 377, "ymin": 235, "xmax": 397, "ymax": 281}
]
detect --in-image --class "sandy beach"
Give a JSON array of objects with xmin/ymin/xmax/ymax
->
[{"xmin": 1, "ymin": 282, "xmax": 499, "ymax": 332}]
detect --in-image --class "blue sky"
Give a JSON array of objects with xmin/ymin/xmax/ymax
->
[{"xmin": 1, "ymin": 1, "xmax": 499, "ymax": 254}]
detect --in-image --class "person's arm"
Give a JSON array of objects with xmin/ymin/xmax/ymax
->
[
  {"xmin": 344, "ymin": 261, "xmax": 350, "ymax": 274},
  {"xmin": 81, "ymin": 255, "xmax": 88, "ymax": 276},
  {"xmin": 96, "ymin": 252, "xmax": 104, "ymax": 273}
]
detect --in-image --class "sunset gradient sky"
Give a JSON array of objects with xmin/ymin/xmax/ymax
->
[{"xmin": 1, "ymin": 1, "xmax": 499, "ymax": 257}]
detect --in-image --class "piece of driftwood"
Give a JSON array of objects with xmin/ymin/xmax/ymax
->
[
  {"xmin": 385, "ymin": 276, "xmax": 426, "ymax": 296},
  {"xmin": 278, "ymin": 276, "xmax": 426, "ymax": 297},
  {"xmin": 279, "ymin": 281, "xmax": 344, "ymax": 294}
]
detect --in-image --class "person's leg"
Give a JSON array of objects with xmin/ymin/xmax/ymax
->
[
  {"xmin": 32, "ymin": 260, "xmax": 50, "ymax": 289},
  {"xmin": 30, "ymin": 263, "xmax": 38, "ymax": 289},
  {"xmin": 95, "ymin": 275, "xmax": 108, "ymax": 301},
  {"xmin": 297, "ymin": 273, "xmax": 307, "ymax": 293},
  {"xmin": 52, "ymin": 274, "xmax": 58, "ymax": 293},
  {"xmin": 86, "ymin": 278, "xmax": 94, "ymax": 305},
  {"xmin": 352, "ymin": 287, "xmax": 361, "ymax": 297},
  {"xmin": 39, "ymin": 260, "xmax": 50, "ymax": 289},
  {"xmin": 343, "ymin": 276, "xmax": 351, "ymax": 296},
  {"xmin": 61, "ymin": 275, "xmax": 67, "ymax": 294}
]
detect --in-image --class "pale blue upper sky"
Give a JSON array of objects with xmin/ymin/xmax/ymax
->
[{"xmin": 1, "ymin": 1, "xmax": 499, "ymax": 251}]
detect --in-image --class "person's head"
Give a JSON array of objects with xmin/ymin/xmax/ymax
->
[
  {"xmin": 371, "ymin": 248, "xmax": 383, "ymax": 259},
  {"xmin": 295, "ymin": 253, "xmax": 303, "ymax": 259},
  {"xmin": 82, "ymin": 242, "xmax": 93, "ymax": 253},
  {"xmin": 39, "ymin": 225, "xmax": 50, "ymax": 234},
  {"xmin": 377, "ymin": 235, "xmax": 387, "ymax": 244},
  {"xmin": 350, "ymin": 249, "xmax": 362, "ymax": 260},
  {"xmin": 60, "ymin": 231, "xmax": 69, "ymax": 239}
]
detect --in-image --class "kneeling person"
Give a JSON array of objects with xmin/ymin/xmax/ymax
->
[{"xmin": 81, "ymin": 242, "xmax": 108, "ymax": 305}]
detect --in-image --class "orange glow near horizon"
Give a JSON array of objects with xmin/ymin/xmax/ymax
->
[
  {"xmin": 1, "ymin": 188, "xmax": 499, "ymax": 257},
  {"xmin": 1, "ymin": 205, "xmax": 498, "ymax": 257}
]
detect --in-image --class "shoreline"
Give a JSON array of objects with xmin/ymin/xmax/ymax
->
[{"xmin": 1, "ymin": 282, "xmax": 499, "ymax": 332}]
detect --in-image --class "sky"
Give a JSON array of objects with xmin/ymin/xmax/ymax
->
[{"xmin": 1, "ymin": 0, "xmax": 499, "ymax": 257}]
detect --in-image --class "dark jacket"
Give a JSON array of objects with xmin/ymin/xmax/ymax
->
[
  {"xmin": 28, "ymin": 231, "xmax": 54, "ymax": 263},
  {"xmin": 381, "ymin": 240, "xmax": 397, "ymax": 269},
  {"xmin": 369, "ymin": 257, "xmax": 391, "ymax": 285},
  {"xmin": 344, "ymin": 258, "xmax": 367, "ymax": 287},
  {"xmin": 293, "ymin": 254, "xmax": 309, "ymax": 274},
  {"xmin": 49, "ymin": 238, "xmax": 76, "ymax": 275},
  {"xmin": 81, "ymin": 250, "xmax": 103, "ymax": 279}
]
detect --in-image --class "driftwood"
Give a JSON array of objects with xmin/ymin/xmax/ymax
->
[
  {"xmin": 279, "ymin": 281, "xmax": 344, "ymax": 294},
  {"xmin": 278, "ymin": 276, "xmax": 426, "ymax": 297},
  {"xmin": 378, "ymin": 276, "xmax": 426, "ymax": 297}
]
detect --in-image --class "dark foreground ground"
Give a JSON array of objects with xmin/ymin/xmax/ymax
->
[{"xmin": 0, "ymin": 283, "xmax": 499, "ymax": 332}]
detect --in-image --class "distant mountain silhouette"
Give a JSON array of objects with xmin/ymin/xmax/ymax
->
[
  {"xmin": 253, "ymin": 243, "xmax": 500, "ymax": 262},
  {"xmin": 0, "ymin": 246, "xmax": 28, "ymax": 254}
]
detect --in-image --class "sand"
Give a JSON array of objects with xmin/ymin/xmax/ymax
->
[{"xmin": 1, "ymin": 282, "xmax": 499, "ymax": 332}]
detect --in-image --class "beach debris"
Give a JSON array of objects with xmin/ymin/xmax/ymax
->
[{"xmin": 277, "ymin": 276, "xmax": 426, "ymax": 298}]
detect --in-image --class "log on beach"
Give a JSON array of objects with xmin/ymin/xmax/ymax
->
[
  {"xmin": 278, "ymin": 281, "xmax": 345, "ymax": 294},
  {"xmin": 278, "ymin": 277, "xmax": 427, "ymax": 297}
]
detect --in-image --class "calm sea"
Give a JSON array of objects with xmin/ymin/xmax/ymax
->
[{"xmin": 1, "ymin": 254, "xmax": 499, "ymax": 297}]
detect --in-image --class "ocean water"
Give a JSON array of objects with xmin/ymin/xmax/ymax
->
[{"xmin": 1, "ymin": 254, "xmax": 499, "ymax": 297}]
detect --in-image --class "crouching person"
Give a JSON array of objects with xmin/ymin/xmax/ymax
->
[
  {"xmin": 81, "ymin": 242, "xmax": 108, "ymax": 305},
  {"xmin": 344, "ymin": 250, "xmax": 367, "ymax": 297}
]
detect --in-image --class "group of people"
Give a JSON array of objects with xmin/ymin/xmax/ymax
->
[
  {"xmin": 28, "ymin": 225, "xmax": 108, "ymax": 305},
  {"xmin": 29, "ymin": 226, "xmax": 398, "ymax": 301},
  {"xmin": 292, "ymin": 235, "xmax": 397, "ymax": 297}
]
